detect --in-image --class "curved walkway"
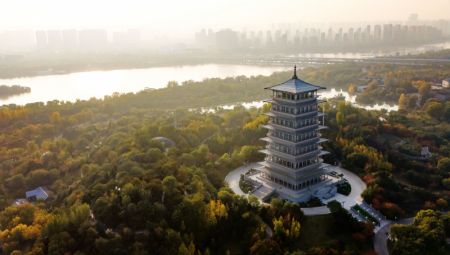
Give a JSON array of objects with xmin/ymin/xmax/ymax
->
[
  {"xmin": 321, "ymin": 165, "xmax": 367, "ymax": 210},
  {"xmin": 224, "ymin": 162, "xmax": 261, "ymax": 196},
  {"xmin": 374, "ymin": 218, "xmax": 414, "ymax": 255},
  {"xmin": 225, "ymin": 162, "xmax": 367, "ymax": 216}
]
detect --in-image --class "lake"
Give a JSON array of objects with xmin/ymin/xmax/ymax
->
[
  {"xmin": 0, "ymin": 64, "xmax": 288, "ymax": 106},
  {"xmin": 0, "ymin": 64, "xmax": 398, "ymax": 111}
]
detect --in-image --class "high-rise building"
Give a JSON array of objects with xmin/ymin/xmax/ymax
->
[
  {"xmin": 62, "ymin": 29, "xmax": 78, "ymax": 49},
  {"xmin": 35, "ymin": 30, "xmax": 47, "ymax": 49},
  {"xmin": 374, "ymin": 25, "xmax": 382, "ymax": 41},
  {"xmin": 79, "ymin": 29, "xmax": 108, "ymax": 50},
  {"xmin": 258, "ymin": 67, "xmax": 330, "ymax": 202},
  {"xmin": 383, "ymin": 24, "xmax": 393, "ymax": 41},
  {"xmin": 215, "ymin": 29, "xmax": 238, "ymax": 50},
  {"xmin": 47, "ymin": 30, "xmax": 62, "ymax": 50}
]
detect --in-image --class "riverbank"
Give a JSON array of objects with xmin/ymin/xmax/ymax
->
[
  {"xmin": 0, "ymin": 85, "xmax": 31, "ymax": 99},
  {"xmin": 0, "ymin": 64, "xmax": 288, "ymax": 106},
  {"xmin": 0, "ymin": 62, "xmax": 402, "ymax": 112}
]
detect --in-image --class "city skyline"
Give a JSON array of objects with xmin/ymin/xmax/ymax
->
[{"xmin": 1, "ymin": 0, "xmax": 449, "ymax": 33}]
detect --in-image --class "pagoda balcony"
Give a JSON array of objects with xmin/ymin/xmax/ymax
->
[
  {"xmin": 266, "ymin": 110, "xmax": 323, "ymax": 119},
  {"xmin": 261, "ymin": 160, "xmax": 326, "ymax": 176},
  {"xmin": 319, "ymin": 150, "xmax": 330, "ymax": 156},
  {"xmin": 271, "ymin": 96, "xmax": 319, "ymax": 105},
  {"xmin": 258, "ymin": 165, "xmax": 329, "ymax": 184},
  {"xmin": 262, "ymin": 122, "xmax": 320, "ymax": 132},
  {"xmin": 260, "ymin": 147, "xmax": 322, "ymax": 161},
  {"xmin": 265, "ymin": 98, "xmax": 327, "ymax": 105},
  {"xmin": 260, "ymin": 135, "xmax": 328, "ymax": 146}
]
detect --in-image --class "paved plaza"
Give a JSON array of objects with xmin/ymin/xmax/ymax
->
[{"xmin": 225, "ymin": 162, "xmax": 367, "ymax": 215}]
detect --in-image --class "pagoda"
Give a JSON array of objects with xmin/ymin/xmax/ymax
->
[{"xmin": 258, "ymin": 66, "xmax": 330, "ymax": 202}]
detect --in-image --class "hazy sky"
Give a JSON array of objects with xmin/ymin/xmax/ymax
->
[{"xmin": 1, "ymin": 0, "xmax": 449, "ymax": 32}]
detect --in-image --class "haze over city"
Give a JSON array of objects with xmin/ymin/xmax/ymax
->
[
  {"xmin": 1, "ymin": 0, "xmax": 450, "ymax": 35},
  {"xmin": 3, "ymin": 0, "xmax": 450, "ymax": 28}
]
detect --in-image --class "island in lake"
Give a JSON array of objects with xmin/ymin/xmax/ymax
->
[{"xmin": 0, "ymin": 85, "xmax": 31, "ymax": 99}]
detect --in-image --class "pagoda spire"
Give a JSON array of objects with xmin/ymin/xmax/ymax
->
[{"xmin": 292, "ymin": 65, "xmax": 298, "ymax": 79}]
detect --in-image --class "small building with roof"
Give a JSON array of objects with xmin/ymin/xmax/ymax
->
[
  {"xmin": 25, "ymin": 187, "xmax": 49, "ymax": 201},
  {"xmin": 421, "ymin": 146, "xmax": 432, "ymax": 159},
  {"xmin": 151, "ymin": 136, "xmax": 176, "ymax": 150},
  {"xmin": 12, "ymin": 198, "xmax": 29, "ymax": 206},
  {"xmin": 442, "ymin": 78, "xmax": 450, "ymax": 88}
]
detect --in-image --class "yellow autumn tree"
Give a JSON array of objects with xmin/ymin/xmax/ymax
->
[
  {"xmin": 398, "ymin": 93, "xmax": 408, "ymax": 111},
  {"xmin": 347, "ymin": 83, "xmax": 357, "ymax": 95},
  {"xmin": 0, "ymin": 204, "xmax": 50, "ymax": 254},
  {"xmin": 205, "ymin": 199, "xmax": 228, "ymax": 226},
  {"xmin": 272, "ymin": 214, "xmax": 301, "ymax": 239}
]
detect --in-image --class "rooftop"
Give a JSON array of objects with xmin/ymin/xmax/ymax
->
[
  {"xmin": 151, "ymin": 136, "xmax": 176, "ymax": 148},
  {"xmin": 265, "ymin": 66, "xmax": 326, "ymax": 93},
  {"xmin": 25, "ymin": 187, "xmax": 49, "ymax": 201}
]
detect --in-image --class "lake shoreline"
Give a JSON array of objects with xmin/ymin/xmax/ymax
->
[{"xmin": 2, "ymin": 40, "xmax": 449, "ymax": 80}]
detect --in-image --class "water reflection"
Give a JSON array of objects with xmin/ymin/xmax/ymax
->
[
  {"xmin": 289, "ymin": 41, "xmax": 450, "ymax": 59},
  {"xmin": 200, "ymin": 88, "xmax": 398, "ymax": 113},
  {"xmin": 0, "ymin": 64, "xmax": 287, "ymax": 106}
]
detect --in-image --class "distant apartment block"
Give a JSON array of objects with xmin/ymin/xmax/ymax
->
[{"xmin": 443, "ymin": 78, "xmax": 450, "ymax": 88}]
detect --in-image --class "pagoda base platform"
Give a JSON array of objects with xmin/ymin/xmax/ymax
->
[{"xmin": 247, "ymin": 163, "xmax": 341, "ymax": 203}]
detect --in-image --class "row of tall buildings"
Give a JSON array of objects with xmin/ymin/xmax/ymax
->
[
  {"xmin": 35, "ymin": 29, "xmax": 141, "ymax": 52},
  {"xmin": 195, "ymin": 23, "xmax": 448, "ymax": 52}
]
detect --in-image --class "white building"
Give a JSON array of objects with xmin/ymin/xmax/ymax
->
[{"xmin": 442, "ymin": 78, "xmax": 450, "ymax": 88}]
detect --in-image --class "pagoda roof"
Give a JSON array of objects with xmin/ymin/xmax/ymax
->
[{"xmin": 265, "ymin": 66, "xmax": 326, "ymax": 93}]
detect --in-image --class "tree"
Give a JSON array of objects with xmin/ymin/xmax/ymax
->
[
  {"xmin": 398, "ymin": 93, "xmax": 408, "ymax": 110},
  {"xmin": 336, "ymin": 111, "xmax": 344, "ymax": 126},
  {"xmin": 26, "ymin": 168, "xmax": 52, "ymax": 188},
  {"xmin": 272, "ymin": 215, "xmax": 301, "ymax": 241},
  {"xmin": 250, "ymin": 239, "xmax": 282, "ymax": 255},
  {"xmin": 166, "ymin": 81, "xmax": 179, "ymax": 88},
  {"xmin": 178, "ymin": 241, "xmax": 195, "ymax": 255},
  {"xmin": 407, "ymin": 94, "xmax": 418, "ymax": 109},
  {"xmin": 0, "ymin": 205, "xmax": 49, "ymax": 254},
  {"xmin": 390, "ymin": 210, "xmax": 447, "ymax": 255},
  {"xmin": 238, "ymin": 145, "xmax": 261, "ymax": 163},
  {"xmin": 347, "ymin": 83, "xmax": 357, "ymax": 95},
  {"xmin": 437, "ymin": 157, "xmax": 450, "ymax": 172},
  {"xmin": 418, "ymin": 81, "xmax": 431, "ymax": 100},
  {"xmin": 444, "ymin": 103, "xmax": 450, "ymax": 122},
  {"xmin": 161, "ymin": 175, "xmax": 180, "ymax": 205},
  {"xmin": 425, "ymin": 101, "xmax": 445, "ymax": 120},
  {"xmin": 344, "ymin": 152, "xmax": 369, "ymax": 173},
  {"xmin": 49, "ymin": 111, "xmax": 61, "ymax": 124},
  {"xmin": 4, "ymin": 174, "xmax": 26, "ymax": 196},
  {"xmin": 442, "ymin": 178, "xmax": 450, "ymax": 190},
  {"xmin": 390, "ymin": 224, "xmax": 425, "ymax": 255},
  {"xmin": 205, "ymin": 200, "xmax": 228, "ymax": 226}
]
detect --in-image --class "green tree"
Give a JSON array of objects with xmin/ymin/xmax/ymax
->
[
  {"xmin": 398, "ymin": 93, "xmax": 408, "ymax": 110},
  {"xmin": 425, "ymin": 101, "xmax": 445, "ymax": 120},
  {"xmin": 336, "ymin": 111, "xmax": 344, "ymax": 126},
  {"xmin": 418, "ymin": 81, "xmax": 431, "ymax": 100},
  {"xmin": 437, "ymin": 157, "xmax": 450, "ymax": 172}
]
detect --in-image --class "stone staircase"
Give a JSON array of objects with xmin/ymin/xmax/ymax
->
[{"xmin": 251, "ymin": 185, "xmax": 275, "ymax": 201}]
